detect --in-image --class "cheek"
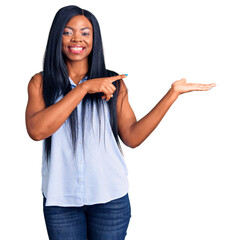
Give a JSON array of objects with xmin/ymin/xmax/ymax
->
[
  {"xmin": 61, "ymin": 45, "xmax": 66, "ymax": 55},
  {"xmin": 61, "ymin": 39, "xmax": 69, "ymax": 53},
  {"xmin": 62, "ymin": 38, "xmax": 68, "ymax": 48},
  {"xmin": 87, "ymin": 38, "xmax": 93, "ymax": 50}
]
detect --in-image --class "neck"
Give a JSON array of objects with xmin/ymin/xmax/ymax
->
[{"xmin": 65, "ymin": 59, "xmax": 89, "ymax": 84}]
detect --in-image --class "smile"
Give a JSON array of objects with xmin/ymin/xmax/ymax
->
[{"xmin": 68, "ymin": 46, "xmax": 85, "ymax": 54}]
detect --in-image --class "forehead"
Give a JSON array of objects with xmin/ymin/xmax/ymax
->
[{"xmin": 65, "ymin": 15, "xmax": 93, "ymax": 30}]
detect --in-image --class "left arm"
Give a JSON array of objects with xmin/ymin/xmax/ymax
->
[{"xmin": 117, "ymin": 78, "xmax": 216, "ymax": 148}]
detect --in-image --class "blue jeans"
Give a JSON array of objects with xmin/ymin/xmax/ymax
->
[{"xmin": 43, "ymin": 194, "xmax": 131, "ymax": 240}]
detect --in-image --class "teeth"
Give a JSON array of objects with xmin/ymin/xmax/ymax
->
[{"xmin": 70, "ymin": 47, "xmax": 83, "ymax": 50}]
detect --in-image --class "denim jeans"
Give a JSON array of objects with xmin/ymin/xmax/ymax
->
[{"xmin": 43, "ymin": 194, "xmax": 131, "ymax": 240}]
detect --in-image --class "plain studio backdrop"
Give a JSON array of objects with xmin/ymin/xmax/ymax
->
[{"xmin": 0, "ymin": 0, "xmax": 240, "ymax": 239}]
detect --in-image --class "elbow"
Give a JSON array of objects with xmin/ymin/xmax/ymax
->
[
  {"xmin": 128, "ymin": 142, "xmax": 141, "ymax": 149},
  {"xmin": 128, "ymin": 144, "xmax": 138, "ymax": 149},
  {"xmin": 124, "ymin": 139, "xmax": 141, "ymax": 149},
  {"xmin": 26, "ymin": 117, "xmax": 48, "ymax": 141},
  {"xmin": 27, "ymin": 129, "xmax": 44, "ymax": 141},
  {"xmin": 120, "ymin": 132, "xmax": 142, "ymax": 148},
  {"xmin": 30, "ymin": 134, "xmax": 43, "ymax": 141},
  {"xmin": 26, "ymin": 123, "xmax": 45, "ymax": 141}
]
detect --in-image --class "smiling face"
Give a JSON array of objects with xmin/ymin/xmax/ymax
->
[{"xmin": 62, "ymin": 15, "xmax": 93, "ymax": 62}]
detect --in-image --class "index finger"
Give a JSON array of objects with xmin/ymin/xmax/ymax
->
[{"xmin": 109, "ymin": 74, "xmax": 128, "ymax": 83}]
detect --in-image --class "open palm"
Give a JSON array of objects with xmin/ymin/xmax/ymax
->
[{"xmin": 172, "ymin": 78, "xmax": 216, "ymax": 95}]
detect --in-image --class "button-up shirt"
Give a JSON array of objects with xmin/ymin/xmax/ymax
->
[{"xmin": 41, "ymin": 76, "xmax": 129, "ymax": 206}]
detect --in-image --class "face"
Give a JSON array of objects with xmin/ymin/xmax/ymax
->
[{"xmin": 62, "ymin": 15, "xmax": 93, "ymax": 62}]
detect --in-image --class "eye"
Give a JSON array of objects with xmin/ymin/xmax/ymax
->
[
  {"xmin": 82, "ymin": 32, "xmax": 90, "ymax": 36},
  {"xmin": 63, "ymin": 31, "xmax": 72, "ymax": 36}
]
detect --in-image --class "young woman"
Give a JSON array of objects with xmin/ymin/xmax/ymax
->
[{"xmin": 25, "ymin": 5, "xmax": 216, "ymax": 240}]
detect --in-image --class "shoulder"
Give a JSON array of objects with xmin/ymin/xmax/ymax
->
[
  {"xmin": 28, "ymin": 72, "xmax": 43, "ymax": 88},
  {"xmin": 27, "ymin": 72, "xmax": 43, "ymax": 94}
]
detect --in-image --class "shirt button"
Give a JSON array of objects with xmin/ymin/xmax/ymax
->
[{"xmin": 78, "ymin": 178, "xmax": 82, "ymax": 183}]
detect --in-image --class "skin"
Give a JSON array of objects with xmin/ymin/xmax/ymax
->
[{"xmin": 25, "ymin": 15, "xmax": 216, "ymax": 147}]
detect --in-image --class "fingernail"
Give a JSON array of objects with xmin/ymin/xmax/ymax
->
[{"xmin": 125, "ymin": 74, "xmax": 128, "ymax": 76}]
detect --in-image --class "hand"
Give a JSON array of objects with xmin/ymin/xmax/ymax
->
[
  {"xmin": 171, "ymin": 78, "xmax": 216, "ymax": 96},
  {"xmin": 82, "ymin": 74, "xmax": 127, "ymax": 101}
]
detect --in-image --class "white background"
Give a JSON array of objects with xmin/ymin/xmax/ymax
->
[{"xmin": 0, "ymin": 0, "xmax": 240, "ymax": 239}]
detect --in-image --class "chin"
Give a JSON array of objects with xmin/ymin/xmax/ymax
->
[{"xmin": 64, "ymin": 55, "xmax": 88, "ymax": 62}]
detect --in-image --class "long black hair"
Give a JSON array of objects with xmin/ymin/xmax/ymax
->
[{"xmin": 42, "ymin": 5, "xmax": 123, "ymax": 161}]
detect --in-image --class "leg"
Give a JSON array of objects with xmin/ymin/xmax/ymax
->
[
  {"xmin": 86, "ymin": 194, "xmax": 131, "ymax": 240},
  {"xmin": 43, "ymin": 196, "xmax": 87, "ymax": 240}
]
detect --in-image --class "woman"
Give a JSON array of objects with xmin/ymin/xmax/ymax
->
[{"xmin": 25, "ymin": 5, "xmax": 216, "ymax": 240}]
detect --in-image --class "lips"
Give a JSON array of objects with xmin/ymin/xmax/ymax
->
[{"xmin": 68, "ymin": 45, "xmax": 86, "ymax": 54}]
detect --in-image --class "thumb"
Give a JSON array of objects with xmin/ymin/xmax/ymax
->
[
  {"xmin": 179, "ymin": 78, "xmax": 186, "ymax": 84},
  {"xmin": 172, "ymin": 78, "xmax": 186, "ymax": 86}
]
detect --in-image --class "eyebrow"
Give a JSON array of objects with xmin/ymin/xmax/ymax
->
[{"xmin": 64, "ymin": 26, "xmax": 91, "ymax": 31}]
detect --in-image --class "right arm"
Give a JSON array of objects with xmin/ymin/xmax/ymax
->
[
  {"xmin": 25, "ymin": 73, "xmax": 88, "ymax": 140},
  {"xmin": 25, "ymin": 73, "xmax": 126, "ymax": 141}
]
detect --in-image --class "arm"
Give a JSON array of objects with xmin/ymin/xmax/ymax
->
[
  {"xmin": 25, "ymin": 73, "xmax": 127, "ymax": 141},
  {"xmin": 25, "ymin": 73, "xmax": 88, "ymax": 140},
  {"xmin": 117, "ymin": 78, "xmax": 216, "ymax": 148}
]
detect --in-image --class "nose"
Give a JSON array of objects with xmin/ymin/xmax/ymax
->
[{"xmin": 71, "ymin": 33, "xmax": 83, "ymax": 42}]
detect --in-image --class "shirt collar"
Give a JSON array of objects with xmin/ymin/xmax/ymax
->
[{"xmin": 69, "ymin": 75, "xmax": 88, "ymax": 88}]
